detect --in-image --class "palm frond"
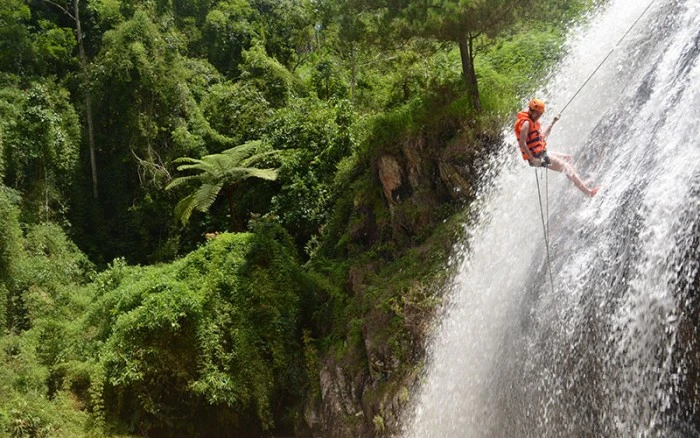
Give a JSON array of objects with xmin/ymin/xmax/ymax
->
[
  {"xmin": 176, "ymin": 160, "xmax": 216, "ymax": 174},
  {"xmin": 239, "ymin": 149, "xmax": 279, "ymax": 167},
  {"xmin": 172, "ymin": 157, "xmax": 202, "ymax": 165},
  {"xmin": 165, "ymin": 175, "xmax": 200, "ymax": 191},
  {"xmin": 233, "ymin": 167, "xmax": 279, "ymax": 181},
  {"xmin": 174, "ymin": 194, "xmax": 198, "ymax": 225},
  {"xmin": 194, "ymin": 182, "xmax": 223, "ymax": 213},
  {"xmin": 205, "ymin": 153, "xmax": 238, "ymax": 178},
  {"xmin": 221, "ymin": 140, "xmax": 267, "ymax": 164}
]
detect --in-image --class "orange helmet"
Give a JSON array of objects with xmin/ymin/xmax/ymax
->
[{"xmin": 528, "ymin": 98, "xmax": 545, "ymax": 113}]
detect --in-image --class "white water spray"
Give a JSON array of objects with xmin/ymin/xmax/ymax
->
[{"xmin": 405, "ymin": 0, "xmax": 700, "ymax": 435}]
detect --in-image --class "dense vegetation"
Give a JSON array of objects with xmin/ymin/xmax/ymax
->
[{"xmin": 1, "ymin": 0, "xmax": 599, "ymax": 435}]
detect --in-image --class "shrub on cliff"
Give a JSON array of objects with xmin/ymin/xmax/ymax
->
[{"xmin": 81, "ymin": 220, "xmax": 321, "ymax": 435}]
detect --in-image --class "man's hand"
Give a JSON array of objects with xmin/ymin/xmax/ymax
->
[{"xmin": 543, "ymin": 113, "xmax": 561, "ymax": 140}]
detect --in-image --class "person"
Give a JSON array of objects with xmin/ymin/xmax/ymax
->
[{"xmin": 514, "ymin": 98, "xmax": 599, "ymax": 197}]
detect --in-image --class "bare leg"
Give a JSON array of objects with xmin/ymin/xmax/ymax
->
[
  {"xmin": 548, "ymin": 151, "xmax": 572, "ymax": 164},
  {"xmin": 546, "ymin": 155, "xmax": 598, "ymax": 197}
]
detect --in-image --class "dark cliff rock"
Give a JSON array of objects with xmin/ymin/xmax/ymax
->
[{"xmin": 304, "ymin": 125, "xmax": 502, "ymax": 437}]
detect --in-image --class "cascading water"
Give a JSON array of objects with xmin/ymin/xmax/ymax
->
[{"xmin": 405, "ymin": 0, "xmax": 700, "ymax": 436}]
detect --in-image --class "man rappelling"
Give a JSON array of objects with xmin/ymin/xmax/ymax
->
[{"xmin": 515, "ymin": 99, "xmax": 599, "ymax": 197}]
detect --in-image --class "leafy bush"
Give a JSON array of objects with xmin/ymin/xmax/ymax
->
[
  {"xmin": 311, "ymin": 56, "xmax": 348, "ymax": 100},
  {"xmin": 201, "ymin": 81, "xmax": 272, "ymax": 147},
  {"xmin": 478, "ymin": 27, "xmax": 565, "ymax": 114},
  {"xmin": 14, "ymin": 223, "xmax": 94, "ymax": 327},
  {"xmin": 240, "ymin": 44, "xmax": 297, "ymax": 108},
  {"xmin": 0, "ymin": 186, "xmax": 22, "ymax": 328},
  {"xmin": 201, "ymin": 0, "xmax": 257, "ymax": 76},
  {"xmin": 80, "ymin": 222, "xmax": 321, "ymax": 435},
  {"xmin": 266, "ymin": 97, "xmax": 355, "ymax": 251},
  {"xmin": 0, "ymin": 333, "xmax": 91, "ymax": 438},
  {"xmin": 1, "ymin": 81, "xmax": 80, "ymax": 223},
  {"xmin": 0, "ymin": 0, "xmax": 33, "ymax": 74}
]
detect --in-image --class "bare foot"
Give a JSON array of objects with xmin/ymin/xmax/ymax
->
[{"xmin": 588, "ymin": 186, "xmax": 600, "ymax": 197}]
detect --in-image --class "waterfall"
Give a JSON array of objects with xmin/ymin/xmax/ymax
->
[{"xmin": 405, "ymin": 0, "xmax": 700, "ymax": 436}]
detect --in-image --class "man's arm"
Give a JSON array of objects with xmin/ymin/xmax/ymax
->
[
  {"xmin": 543, "ymin": 113, "xmax": 561, "ymax": 140},
  {"xmin": 519, "ymin": 121, "xmax": 536, "ymax": 162}
]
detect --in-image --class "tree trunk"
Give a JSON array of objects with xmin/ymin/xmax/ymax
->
[
  {"xmin": 73, "ymin": 0, "xmax": 98, "ymax": 199},
  {"xmin": 225, "ymin": 187, "xmax": 237, "ymax": 232},
  {"xmin": 458, "ymin": 34, "xmax": 482, "ymax": 112}
]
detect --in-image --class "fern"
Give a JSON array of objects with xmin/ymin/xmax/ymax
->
[{"xmin": 167, "ymin": 141, "xmax": 280, "ymax": 228}]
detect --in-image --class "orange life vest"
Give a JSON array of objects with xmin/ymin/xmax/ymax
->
[{"xmin": 514, "ymin": 111, "xmax": 546, "ymax": 160}]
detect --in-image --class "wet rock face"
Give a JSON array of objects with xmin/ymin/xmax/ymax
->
[
  {"xmin": 374, "ymin": 131, "xmax": 489, "ymax": 243},
  {"xmin": 378, "ymin": 155, "xmax": 406, "ymax": 205},
  {"xmin": 346, "ymin": 128, "xmax": 500, "ymax": 257},
  {"xmin": 672, "ymin": 184, "xmax": 700, "ymax": 434}
]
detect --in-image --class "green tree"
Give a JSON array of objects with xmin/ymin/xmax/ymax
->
[
  {"xmin": 37, "ymin": 0, "xmax": 99, "ymax": 198},
  {"xmin": 201, "ymin": 0, "xmax": 258, "ymax": 76},
  {"xmin": 201, "ymin": 81, "xmax": 272, "ymax": 146},
  {"xmin": 1, "ymin": 81, "xmax": 80, "ymax": 223},
  {"xmin": 414, "ymin": 0, "xmax": 536, "ymax": 112},
  {"xmin": 315, "ymin": 0, "xmax": 382, "ymax": 103},
  {"xmin": 248, "ymin": 0, "xmax": 316, "ymax": 70},
  {"xmin": 85, "ymin": 9, "xmax": 226, "ymax": 262},
  {"xmin": 266, "ymin": 98, "xmax": 354, "ymax": 251},
  {"xmin": 239, "ymin": 43, "xmax": 297, "ymax": 108},
  {"xmin": 166, "ymin": 140, "xmax": 279, "ymax": 230},
  {"xmin": 344, "ymin": 0, "xmax": 541, "ymax": 112},
  {"xmin": 0, "ymin": 0, "xmax": 33, "ymax": 74},
  {"xmin": 311, "ymin": 56, "xmax": 348, "ymax": 100}
]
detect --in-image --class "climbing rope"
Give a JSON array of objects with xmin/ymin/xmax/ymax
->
[
  {"xmin": 560, "ymin": 0, "xmax": 656, "ymax": 114},
  {"xmin": 535, "ymin": 169, "xmax": 555, "ymax": 294},
  {"xmin": 545, "ymin": 168, "xmax": 549, "ymax": 238}
]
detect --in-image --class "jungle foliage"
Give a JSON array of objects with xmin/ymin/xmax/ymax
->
[{"xmin": 0, "ymin": 0, "xmax": 599, "ymax": 435}]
